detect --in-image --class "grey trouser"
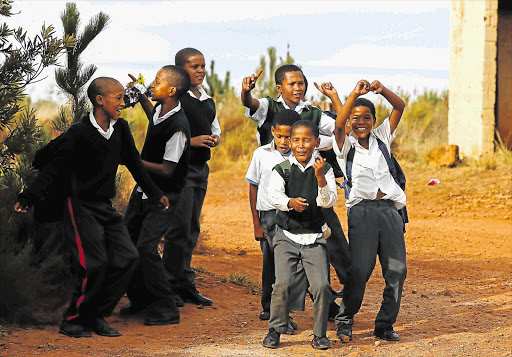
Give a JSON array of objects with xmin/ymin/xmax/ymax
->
[
  {"xmin": 259, "ymin": 210, "xmax": 308, "ymax": 312},
  {"xmin": 336, "ymin": 200, "xmax": 407, "ymax": 330},
  {"xmin": 269, "ymin": 227, "xmax": 331, "ymax": 337}
]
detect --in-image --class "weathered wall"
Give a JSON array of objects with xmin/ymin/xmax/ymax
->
[
  {"xmin": 496, "ymin": 6, "xmax": 512, "ymax": 149},
  {"xmin": 449, "ymin": 0, "xmax": 497, "ymax": 157}
]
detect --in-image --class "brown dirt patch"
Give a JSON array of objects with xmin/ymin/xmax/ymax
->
[{"xmin": 1, "ymin": 164, "xmax": 511, "ymax": 356}]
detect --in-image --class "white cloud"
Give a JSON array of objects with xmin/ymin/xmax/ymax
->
[{"xmin": 309, "ymin": 44, "xmax": 449, "ymax": 71}]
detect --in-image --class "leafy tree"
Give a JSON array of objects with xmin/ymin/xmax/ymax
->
[
  {"xmin": 0, "ymin": 0, "xmax": 75, "ymax": 324},
  {"xmin": 52, "ymin": 2, "xmax": 109, "ymax": 132},
  {"xmin": 205, "ymin": 60, "xmax": 232, "ymax": 100}
]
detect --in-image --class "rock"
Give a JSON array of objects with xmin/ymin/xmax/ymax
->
[
  {"xmin": 375, "ymin": 340, "xmax": 382, "ymax": 347},
  {"xmin": 426, "ymin": 144, "xmax": 459, "ymax": 167}
]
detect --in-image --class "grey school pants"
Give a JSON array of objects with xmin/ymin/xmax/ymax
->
[
  {"xmin": 259, "ymin": 210, "xmax": 308, "ymax": 312},
  {"xmin": 269, "ymin": 227, "xmax": 331, "ymax": 337},
  {"xmin": 335, "ymin": 199, "xmax": 407, "ymax": 331}
]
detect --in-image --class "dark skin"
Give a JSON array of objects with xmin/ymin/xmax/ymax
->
[
  {"xmin": 333, "ymin": 79, "xmax": 405, "ymax": 199},
  {"xmin": 127, "ymin": 71, "xmax": 179, "ymax": 178}
]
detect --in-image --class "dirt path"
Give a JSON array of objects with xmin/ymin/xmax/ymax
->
[{"xmin": 1, "ymin": 164, "xmax": 511, "ymax": 356}]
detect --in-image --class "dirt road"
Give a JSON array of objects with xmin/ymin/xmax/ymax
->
[{"xmin": 1, "ymin": 164, "xmax": 511, "ymax": 356}]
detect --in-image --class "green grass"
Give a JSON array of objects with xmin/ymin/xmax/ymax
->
[{"xmin": 222, "ymin": 271, "xmax": 253, "ymax": 286}]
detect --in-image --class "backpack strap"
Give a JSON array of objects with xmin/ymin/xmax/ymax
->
[
  {"xmin": 280, "ymin": 160, "xmax": 291, "ymax": 185},
  {"xmin": 375, "ymin": 137, "xmax": 397, "ymax": 179}
]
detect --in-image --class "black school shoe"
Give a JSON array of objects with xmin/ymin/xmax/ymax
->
[
  {"xmin": 144, "ymin": 309, "xmax": 180, "ymax": 326},
  {"xmin": 336, "ymin": 323, "xmax": 353, "ymax": 342},
  {"xmin": 177, "ymin": 286, "xmax": 213, "ymax": 306},
  {"xmin": 311, "ymin": 335, "xmax": 331, "ymax": 350},
  {"xmin": 88, "ymin": 317, "xmax": 121, "ymax": 337},
  {"xmin": 262, "ymin": 328, "xmax": 280, "ymax": 349},
  {"xmin": 120, "ymin": 302, "xmax": 146, "ymax": 316},
  {"xmin": 58, "ymin": 319, "xmax": 92, "ymax": 338},
  {"xmin": 259, "ymin": 310, "xmax": 270, "ymax": 321},
  {"xmin": 374, "ymin": 327, "xmax": 400, "ymax": 341}
]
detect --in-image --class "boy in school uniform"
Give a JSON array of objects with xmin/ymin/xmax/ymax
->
[
  {"xmin": 263, "ymin": 120, "xmax": 337, "ymax": 350},
  {"xmin": 120, "ymin": 65, "xmax": 191, "ymax": 326},
  {"xmin": 245, "ymin": 109, "xmax": 308, "ymax": 328},
  {"xmin": 14, "ymin": 77, "xmax": 169, "ymax": 338},
  {"xmin": 332, "ymin": 79, "xmax": 407, "ymax": 342},
  {"xmin": 242, "ymin": 65, "xmax": 351, "ymax": 316},
  {"xmin": 163, "ymin": 48, "xmax": 220, "ymax": 306}
]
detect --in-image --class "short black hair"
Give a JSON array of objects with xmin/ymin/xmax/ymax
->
[
  {"xmin": 273, "ymin": 109, "xmax": 301, "ymax": 127},
  {"xmin": 275, "ymin": 64, "xmax": 303, "ymax": 85},
  {"xmin": 352, "ymin": 98, "xmax": 376, "ymax": 119},
  {"xmin": 160, "ymin": 65, "xmax": 191, "ymax": 98},
  {"xmin": 303, "ymin": 75, "xmax": 308, "ymax": 95},
  {"xmin": 291, "ymin": 120, "xmax": 319, "ymax": 139},
  {"xmin": 87, "ymin": 77, "xmax": 121, "ymax": 106},
  {"xmin": 175, "ymin": 47, "xmax": 203, "ymax": 67}
]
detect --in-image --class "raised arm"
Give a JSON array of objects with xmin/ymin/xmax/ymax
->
[
  {"xmin": 128, "ymin": 73, "xmax": 154, "ymax": 120},
  {"xmin": 333, "ymin": 80, "xmax": 371, "ymax": 150},
  {"xmin": 314, "ymin": 82, "xmax": 343, "ymax": 119},
  {"xmin": 241, "ymin": 69, "xmax": 263, "ymax": 114},
  {"xmin": 369, "ymin": 80, "xmax": 405, "ymax": 133}
]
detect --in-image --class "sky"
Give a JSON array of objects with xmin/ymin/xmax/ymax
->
[{"xmin": 5, "ymin": 0, "xmax": 450, "ymax": 103}]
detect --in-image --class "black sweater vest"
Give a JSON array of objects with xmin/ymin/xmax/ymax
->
[
  {"xmin": 273, "ymin": 161, "xmax": 331, "ymax": 235},
  {"xmin": 180, "ymin": 94, "xmax": 216, "ymax": 165},
  {"xmin": 258, "ymin": 96, "xmax": 323, "ymax": 146},
  {"xmin": 140, "ymin": 106, "xmax": 191, "ymax": 193}
]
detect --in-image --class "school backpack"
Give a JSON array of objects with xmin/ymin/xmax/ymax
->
[{"xmin": 343, "ymin": 137, "xmax": 409, "ymax": 231}]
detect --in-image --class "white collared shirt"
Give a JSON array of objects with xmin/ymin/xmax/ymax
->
[
  {"xmin": 89, "ymin": 112, "xmax": 115, "ymax": 140},
  {"xmin": 245, "ymin": 96, "xmax": 335, "ymax": 145},
  {"xmin": 268, "ymin": 152, "xmax": 337, "ymax": 245},
  {"xmin": 333, "ymin": 118, "xmax": 406, "ymax": 209},
  {"xmin": 245, "ymin": 140, "xmax": 291, "ymax": 211},
  {"xmin": 187, "ymin": 86, "xmax": 221, "ymax": 137},
  {"xmin": 138, "ymin": 103, "xmax": 187, "ymax": 199}
]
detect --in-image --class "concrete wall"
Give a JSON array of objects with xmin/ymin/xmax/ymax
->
[
  {"xmin": 496, "ymin": 6, "xmax": 512, "ymax": 148},
  {"xmin": 449, "ymin": 0, "xmax": 498, "ymax": 157}
]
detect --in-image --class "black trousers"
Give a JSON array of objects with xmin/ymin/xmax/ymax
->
[
  {"xmin": 335, "ymin": 200, "xmax": 407, "ymax": 330},
  {"xmin": 124, "ymin": 189, "xmax": 180, "ymax": 313},
  {"xmin": 322, "ymin": 207, "xmax": 351, "ymax": 285},
  {"xmin": 62, "ymin": 198, "xmax": 139, "ymax": 324}
]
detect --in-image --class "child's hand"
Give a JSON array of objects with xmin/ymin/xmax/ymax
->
[
  {"xmin": 369, "ymin": 80, "xmax": 384, "ymax": 94},
  {"xmin": 288, "ymin": 197, "xmax": 308, "ymax": 212},
  {"xmin": 13, "ymin": 201, "xmax": 28, "ymax": 213},
  {"xmin": 191, "ymin": 135, "xmax": 217, "ymax": 148},
  {"xmin": 242, "ymin": 69, "xmax": 263, "ymax": 92},
  {"xmin": 314, "ymin": 82, "xmax": 338, "ymax": 98},
  {"xmin": 253, "ymin": 222, "xmax": 267, "ymax": 241},
  {"xmin": 353, "ymin": 79, "xmax": 371, "ymax": 96},
  {"xmin": 210, "ymin": 134, "xmax": 220, "ymax": 147},
  {"xmin": 158, "ymin": 196, "xmax": 169, "ymax": 210},
  {"xmin": 313, "ymin": 156, "xmax": 326, "ymax": 179}
]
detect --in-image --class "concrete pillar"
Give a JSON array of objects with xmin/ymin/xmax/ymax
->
[{"xmin": 449, "ymin": 0, "xmax": 497, "ymax": 157}]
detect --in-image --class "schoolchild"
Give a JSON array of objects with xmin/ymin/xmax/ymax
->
[
  {"xmin": 241, "ymin": 64, "xmax": 341, "ymax": 146},
  {"xmin": 120, "ymin": 65, "xmax": 191, "ymax": 326},
  {"xmin": 263, "ymin": 120, "xmax": 337, "ymax": 350},
  {"xmin": 245, "ymin": 109, "xmax": 308, "ymax": 329},
  {"xmin": 14, "ymin": 77, "xmax": 169, "ymax": 338},
  {"xmin": 162, "ymin": 48, "xmax": 220, "ymax": 306},
  {"xmin": 332, "ymin": 79, "xmax": 407, "ymax": 342}
]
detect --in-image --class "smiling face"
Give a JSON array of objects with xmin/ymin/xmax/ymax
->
[
  {"xmin": 271, "ymin": 124, "xmax": 292, "ymax": 154},
  {"xmin": 349, "ymin": 105, "xmax": 375, "ymax": 142},
  {"xmin": 277, "ymin": 71, "xmax": 305, "ymax": 107},
  {"xmin": 291, "ymin": 125, "xmax": 320, "ymax": 167},
  {"xmin": 97, "ymin": 82, "xmax": 125, "ymax": 121},
  {"xmin": 183, "ymin": 54, "xmax": 206, "ymax": 88},
  {"xmin": 150, "ymin": 69, "xmax": 173, "ymax": 102}
]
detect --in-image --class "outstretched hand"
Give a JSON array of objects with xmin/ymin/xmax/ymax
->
[
  {"xmin": 242, "ymin": 69, "xmax": 263, "ymax": 92},
  {"xmin": 314, "ymin": 82, "xmax": 338, "ymax": 98},
  {"xmin": 127, "ymin": 73, "xmax": 137, "ymax": 88}
]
